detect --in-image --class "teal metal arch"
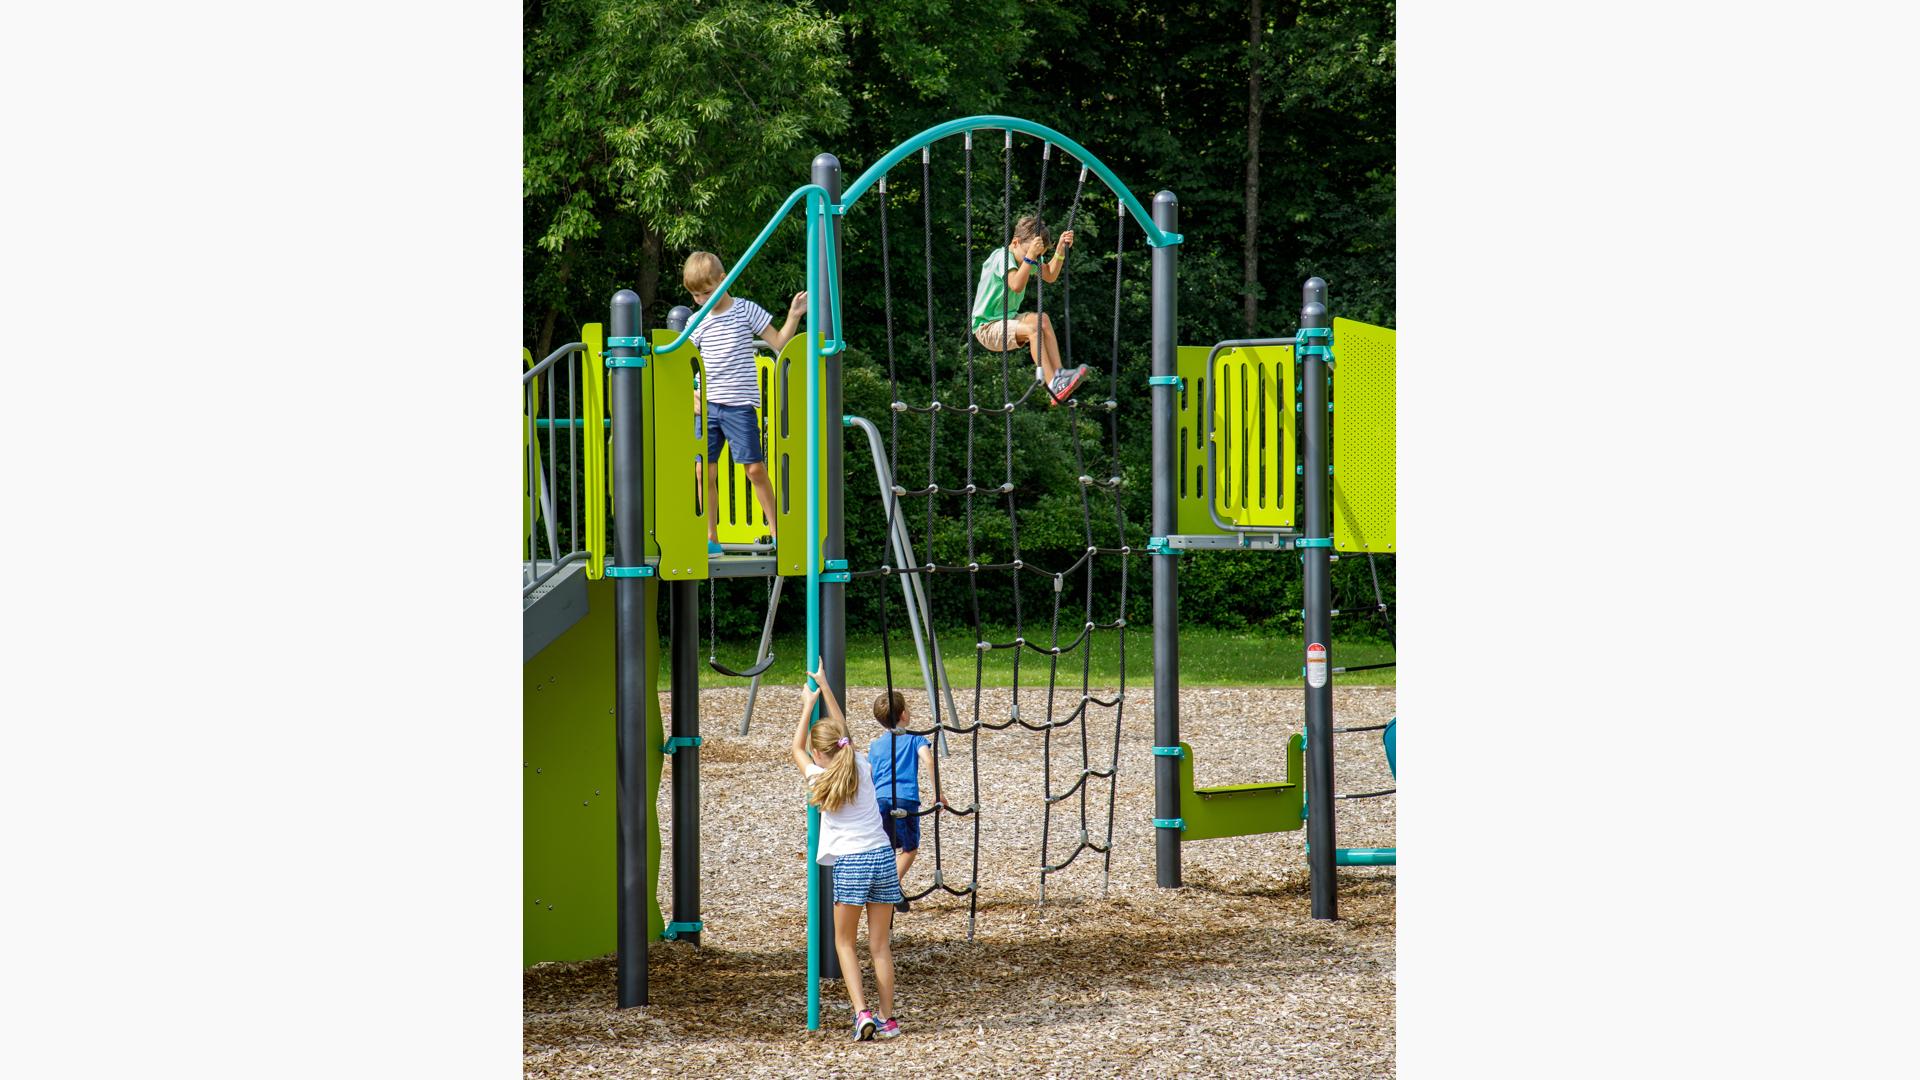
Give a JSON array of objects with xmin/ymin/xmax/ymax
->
[{"xmin": 839, "ymin": 114, "xmax": 1183, "ymax": 248}]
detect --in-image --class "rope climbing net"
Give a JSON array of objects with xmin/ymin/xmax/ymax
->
[{"xmin": 851, "ymin": 130, "xmax": 1137, "ymax": 933}]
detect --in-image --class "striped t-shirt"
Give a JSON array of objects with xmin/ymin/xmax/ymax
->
[{"xmin": 690, "ymin": 297, "xmax": 772, "ymax": 407}]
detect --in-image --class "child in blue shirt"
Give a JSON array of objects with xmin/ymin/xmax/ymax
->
[{"xmin": 870, "ymin": 690, "xmax": 940, "ymax": 914}]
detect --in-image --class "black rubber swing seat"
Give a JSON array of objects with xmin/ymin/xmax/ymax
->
[{"xmin": 707, "ymin": 654, "xmax": 775, "ymax": 679}]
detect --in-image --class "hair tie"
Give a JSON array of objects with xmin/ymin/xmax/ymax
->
[{"xmin": 836, "ymin": 737, "xmax": 849, "ymax": 748}]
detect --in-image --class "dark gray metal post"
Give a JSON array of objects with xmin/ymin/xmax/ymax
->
[
  {"xmin": 812, "ymin": 151, "xmax": 844, "ymax": 981},
  {"xmin": 1300, "ymin": 277, "xmax": 1337, "ymax": 920},
  {"xmin": 1150, "ymin": 191, "xmax": 1182, "ymax": 889},
  {"xmin": 669, "ymin": 580, "xmax": 699, "ymax": 945},
  {"xmin": 666, "ymin": 305, "xmax": 693, "ymax": 332},
  {"xmin": 609, "ymin": 288, "xmax": 649, "ymax": 1005}
]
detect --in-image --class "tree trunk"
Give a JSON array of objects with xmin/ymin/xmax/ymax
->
[
  {"xmin": 535, "ymin": 306, "xmax": 560, "ymax": 368},
  {"xmin": 638, "ymin": 224, "xmax": 664, "ymax": 323},
  {"xmin": 1243, "ymin": 0, "xmax": 1263, "ymax": 335}
]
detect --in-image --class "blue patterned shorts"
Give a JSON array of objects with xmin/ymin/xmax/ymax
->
[{"xmin": 830, "ymin": 846, "xmax": 903, "ymax": 906}]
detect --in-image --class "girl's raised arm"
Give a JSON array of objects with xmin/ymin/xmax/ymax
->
[{"xmin": 790, "ymin": 685, "xmax": 822, "ymax": 775}]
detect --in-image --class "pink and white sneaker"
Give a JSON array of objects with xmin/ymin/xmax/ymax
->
[
  {"xmin": 852, "ymin": 1009, "xmax": 877, "ymax": 1041},
  {"xmin": 875, "ymin": 1017, "xmax": 902, "ymax": 1040}
]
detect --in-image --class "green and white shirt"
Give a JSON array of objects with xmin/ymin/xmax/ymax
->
[{"xmin": 970, "ymin": 246, "xmax": 1031, "ymax": 330}]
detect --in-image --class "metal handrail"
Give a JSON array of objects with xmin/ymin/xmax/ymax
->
[{"xmin": 524, "ymin": 334, "xmax": 603, "ymax": 597}]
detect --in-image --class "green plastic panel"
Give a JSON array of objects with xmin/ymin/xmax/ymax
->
[
  {"xmin": 1173, "ymin": 346, "xmax": 1227, "ymax": 535},
  {"xmin": 524, "ymin": 575, "xmax": 664, "ymax": 966},
  {"xmin": 769, "ymin": 335, "xmax": 816, "ymax": 577},
  {"xmin": 1175, "ymin": 733, "xmax": 1304, "ymax": 841},
  {"xmin": 709, "ymin": 355, "xmax": 779, "ymax": 545},
  {"xmin": 1330, "ymin": 318, "xmax": 1395, "ymax": 553},
  {"xmin": 1212, "ymin": 344, "xmax": 1295, "ymax": 528},
  {"xmin": 649, "ymin": 330, "xmax": 709, "ymax": 580}
]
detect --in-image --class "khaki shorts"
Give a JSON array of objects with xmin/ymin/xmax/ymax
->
[{"xmin": 972, "ymin": 315, "xmax": 1029, "ymax": 352}]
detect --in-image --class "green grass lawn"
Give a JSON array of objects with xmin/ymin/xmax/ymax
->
[{"xmin": 665, "ymin": 626, "xmax": 1395, "ymax": 690}]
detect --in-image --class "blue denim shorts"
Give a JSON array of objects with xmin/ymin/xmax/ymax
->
[
  {"xmin": 878, "ymin": 797, "xmax": 921, "ymax": 852},
  {"xmin": 830, "ymin": 846, "xmax": 903, "ymax": 906},
  {"xmin": 705, "ymin": 401, "xmax": 764, "ymax": 465}
]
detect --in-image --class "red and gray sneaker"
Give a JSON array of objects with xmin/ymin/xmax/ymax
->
[
  {"xmin": 1048, "ymin": 365, "xmax": 1089, "ymax": 405},
  {"xmin": 876, "ymin": 1017, "xmax": 902, "ymax": 1040},
  {"xmin": 853, "ymin": 1009, "xmax": 877, "ymax": 1041}
]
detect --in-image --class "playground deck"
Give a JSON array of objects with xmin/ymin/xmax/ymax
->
[{"xmin": 523, "ymin": 684, "xmax": 1396, "ymax": 1078}]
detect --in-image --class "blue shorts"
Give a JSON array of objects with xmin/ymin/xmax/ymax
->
[
  {"xmin": 878, "ymin": 797, "xmax": 921, "ymax": 852},
  {"xmin": 704, "ymin": 401, "xmax": 764, "ymax": 465},
  {"xmin": 830, "ymin": 846, "xmax": 903, "ymax": 906}
]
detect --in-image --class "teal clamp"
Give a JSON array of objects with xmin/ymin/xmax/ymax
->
[
  {"xmin": 821, "ymin": 558, "xmax": 850, "ymax": 584},
  {"xmin": 1150, "ymin": 745, "xmax": 1186, "ymax": 758},
  {"xmin": 605, "ymin": 336, "xmax": 652, "ymax": 368},
  {"xmin": 842, "ymin": 415, "xmax": 856, "ymax": 427},
  {"xmin": 660, "ymin": 920, "xmax": 704, "ymax": 940},
  {"xmin": 1153, "ymin": 817, "xmax": 1186, "ymax": 830},
  {"xmin": 1145, "ymin": 536, "xmax": 1184, "ymax": 557},
  {"xmin": 661, "ymin": 736, "xmax": 703, "ymax": 754},
  {"xmin": 1147, "ymin": 375, "xmax": 1184, "ymax": 392},
  {"xmin": 604, "ymin": 565, "xmax": 656, "ymax": 578},
  {"xmin": 1295, "ymin": 326, "xmax": 1333, "ymax": 366},
  {"xmin": 1150, "ymin": 232, "xmax": 1185, "ymax": 247},
  {"xmin": 1295, "ymin": 537, "xmax": 1333, "ymax": 549}
]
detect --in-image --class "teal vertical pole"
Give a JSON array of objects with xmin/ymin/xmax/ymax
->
[{"xmin": 802, "ymin": 190, "xmax": 823, "ymax": 1031}]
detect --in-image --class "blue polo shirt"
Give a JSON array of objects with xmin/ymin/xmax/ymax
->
[{"xmin": 869, "ymin": 730, "xmax": 927, "ymax": 802}]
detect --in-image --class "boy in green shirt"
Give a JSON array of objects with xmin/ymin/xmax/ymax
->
[{"xmin": 970, "ymin": 215, "xmax": 1089, "ymax": 405}]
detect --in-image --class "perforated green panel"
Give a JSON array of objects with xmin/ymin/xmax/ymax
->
[
  {"xmin": 1212, "ymin": 344, "xmax": 1295, "ymax": 528},
  {"xmin": 650, "ymin": 331, "xmax": 709, "ymax": 580},
  {"xmin": 1330, "ymin": 318, "xmax": 1396, "ymax": 553}
]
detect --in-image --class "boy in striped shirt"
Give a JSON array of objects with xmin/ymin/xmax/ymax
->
[{"xmin": 683, "ymin": 251, "xmax": 807, "ymax": 548}]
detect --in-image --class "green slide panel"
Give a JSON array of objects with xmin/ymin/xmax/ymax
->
[
  {"xmin": 1173, "ymin": 345, "xmax": 1229, "ymax": 536},
  {"xmin": 1211, "ymin": 344, "xmax": 1295, "ymax": 528},
  {"xmin": 524, "ymin": 575, "xmax": 665, "ymax": 966},
  {"xmin": 650, "ymin": 330, "xmax": 710, "ymax": 580},
  {"xmin": 1330, "ymin": 318, "xmax": 1395, "ymax": 553},
  {"xmin": 1175, "ymin": 733, "xmax": 1304, "ymax": 841}
]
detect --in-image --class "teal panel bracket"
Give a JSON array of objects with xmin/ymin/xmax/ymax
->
[
  {"xmin": 604, "ymin": 565, "xmax": 656, "ymax": 578},
  {"xmin": 660, "ymin": 920, "xmax": 705, "ymax": 940},
  {"xmin": 822, "ymin": 558, "xmax": 850, "ymax": 584},
  {"xmin": 661, "ymin": 736, "xmax": 703, "ymax": 754},
  {"xmin": 1295, "ymin": 326, "xmax": 1333, "ymax": 366},
  {"xmin": 1150, "ymin": 745, "xmax": 1187, "ymax": 758},
  {"xmin": 1148, "ymin": 374, "xmax": 1184, "ymax": 392},
  {"xmin": 604, "ymin": 335, "xmax": 651, "ymax": 368},
  {"xmin": 1295, "ymin": 537, "xmax": 1333, "ymax": 549},
  {"xmin": 1153, "ymin": 817, "xmax": 1186, "ymax": 830},
  {"xmin": 1145, "ymin": 536, "xmax": 1184, "ymax": 557}
]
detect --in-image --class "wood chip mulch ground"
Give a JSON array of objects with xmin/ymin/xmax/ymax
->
[{"xmin": 525, "ymin": 684, "xmax": 1396, "ymax": 1078}]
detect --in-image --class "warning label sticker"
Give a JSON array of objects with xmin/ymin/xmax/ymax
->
[{"xmin": 1306, "ymin": 643, "xmax": 1328, "ymax": 688}]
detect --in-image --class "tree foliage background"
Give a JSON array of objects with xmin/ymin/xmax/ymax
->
[{"xmin": 526, "ymin": 0, "xmax": 1395, "ymax": 643}]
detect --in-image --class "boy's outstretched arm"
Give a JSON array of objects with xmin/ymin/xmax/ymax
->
[
  {"xmin": 919, "ymin": 742, "xmax": 941, "ymax": 805},
  {"xmin": 761, "ymin": 291, "xmax": 809, "ymax": 352},
  {"xmin": 790, "ymin": 684, "xmax": 822, "ymax": 775}
]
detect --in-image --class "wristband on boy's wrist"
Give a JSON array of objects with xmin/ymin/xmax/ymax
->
[{"xmin": 1022, "ymin": 255, "xmax": 1039, "ymax": 265}]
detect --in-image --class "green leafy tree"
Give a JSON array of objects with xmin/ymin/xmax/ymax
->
[{"xmin": 524, "ymin": 0, "xmax": 850, "ymax": 357}]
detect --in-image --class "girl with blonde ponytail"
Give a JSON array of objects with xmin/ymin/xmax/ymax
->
[{"xmin": 789, "ymin": 669, "xmax": 906, "ymax": 1041}]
